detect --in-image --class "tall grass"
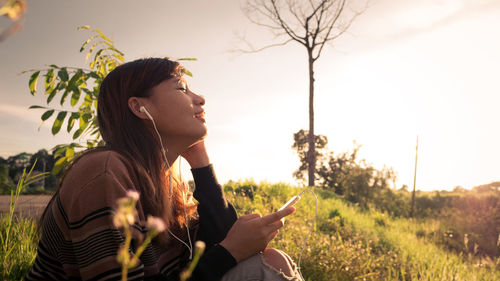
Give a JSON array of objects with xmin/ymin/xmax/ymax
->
[
  {"xmin": 0, "ymin": 163, "xmax": 45, "ymax": 281},
  {"xmin": 2, "ymin": 178, "xmax": 499, "ymax": 280},
  {"xmin": 225, "ymin": 180, "xmax": 500, "ymax": 281}
]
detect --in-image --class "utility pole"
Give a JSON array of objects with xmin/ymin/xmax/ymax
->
[{"xmin": 410, "ymin": 136, "xmax": 419, "ymax": 218}]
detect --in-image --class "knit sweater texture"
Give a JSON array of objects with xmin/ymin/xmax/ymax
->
[{"xmin": 25, "ymin": 150, "xmax": 238, "ymax": 281}]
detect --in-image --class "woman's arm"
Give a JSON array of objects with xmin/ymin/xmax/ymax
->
[
  {"xmin": 190, "ymin": 164, "xmax": 238, "ymax": 245},
  {"xmin": 182, "ymin": 141, "xmax": 238, "ymax": 246}
]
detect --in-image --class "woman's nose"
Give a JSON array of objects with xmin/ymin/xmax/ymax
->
[{"xmin": 196, "ymin": 94, "xmax": 205, "ymax": 106}]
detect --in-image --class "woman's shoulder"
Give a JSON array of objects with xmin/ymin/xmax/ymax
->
[
  {"xmin": 57, "ymin": 149, "xmax": 139, "ymax": 215},
  {"xmin": 71, "ymin": 149, "xmax": 131, "ymax": 174},
  {"xmin": 60, "ymin": 149, "xmax": 135, "ymax": 192}
]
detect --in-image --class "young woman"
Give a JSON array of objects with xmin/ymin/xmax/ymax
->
[{"xmin": 26, "ymin": 58, "xmax": 303, "ymax": 281}]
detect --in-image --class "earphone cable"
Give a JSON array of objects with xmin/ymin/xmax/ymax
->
[{"xmin": 143, "ymin": 107, "xmax": 193, "ymax": 259}]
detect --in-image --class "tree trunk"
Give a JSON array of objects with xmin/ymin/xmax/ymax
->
[{"xmin": 307, "ymin": 50, "xmax": 315, "ymax": 187}]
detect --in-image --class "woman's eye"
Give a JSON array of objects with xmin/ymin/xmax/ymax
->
[{"xmin": 178, "ymin": 87, "xmax": 187, "ymax": 93}]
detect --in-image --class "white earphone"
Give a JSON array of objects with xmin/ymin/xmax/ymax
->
[
  {"xmin": 139, "ymin": 105, "xmax": 193, "ymax": 259},
  {"xmin": 140, "ymin": 106, "xmax": 154, "ymax": 121}
]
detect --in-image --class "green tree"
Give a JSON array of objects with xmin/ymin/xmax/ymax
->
[
  {"xmin": 25, "ymin": 26, "xmax": 124, "ymax": 175},
  {"xmin": 292, "ymin": 130, "xmax": 397, "ymax": 208},
  {"xmin": 26, "ymin": 26, "xmax": 195, "ymax": 175},
  {"xmin": 28, "ymin": 149, "xmax": 57, "ymax": 191},
  {"xmin": 0, "ymin": 157, "xmax": 12, "ymax": 194},
  {"xmin": 291, "ymin": 129, "xmax": 328, "ymax": 185},
  {"xmin": 6, "ymin": 152, "xmax": 31, "ymax": 181}
]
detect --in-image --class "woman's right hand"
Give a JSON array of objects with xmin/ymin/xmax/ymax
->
[{"xmin": 219, "ymin": 207, "xmax": 295, "ymax": 262}]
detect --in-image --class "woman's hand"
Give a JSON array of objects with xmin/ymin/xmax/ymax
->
[
  {"xmin": 181, "ymin": 140, "xmax": 210, "ymax": 169},
  {"xmin": 219, "ymin": 207, "xmax": 295, "ymax": 262}
]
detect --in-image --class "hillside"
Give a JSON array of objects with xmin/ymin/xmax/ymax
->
[
  {"xmin": 1, "ymin": 181, "xmax": 499, "ymax": 280},
  {"xmin": 223, "ymin": 180, "xmax": 500, "ymax": 281}
]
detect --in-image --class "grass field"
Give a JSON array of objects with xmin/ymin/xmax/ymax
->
[
  {"xmin": 0, "ymin": 195, "xmax": 51, "ymax": 218},
  {"xmin": 1, "ymin": 183, "xmax": 499, "ymax": 280}
]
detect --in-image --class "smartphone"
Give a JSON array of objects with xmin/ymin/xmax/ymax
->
[
  {"xmin": 278, "ymin": 195, "xmax": 301, "ymax": 224},
  {"xmin": 278, "ymin": 195, "xmax": 301, "ymax": 211}
]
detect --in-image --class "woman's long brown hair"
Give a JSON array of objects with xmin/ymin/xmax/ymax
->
[{"xmin": 40, "ymin": 58, "xmax": 198, "ymax": 243}]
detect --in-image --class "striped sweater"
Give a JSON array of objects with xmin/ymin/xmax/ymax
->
[{"xmin": 25, "ymin": 150, "xmax": 238, "ymax": 281}]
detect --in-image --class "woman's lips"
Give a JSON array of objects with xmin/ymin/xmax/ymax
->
[{"xmin": 195, "ymin": 112, "xmax": 205, "ymax": 123}]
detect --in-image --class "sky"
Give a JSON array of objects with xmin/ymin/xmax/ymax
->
[{"xmin": 1, "ymin": 0, "xmax": 499, "ymax": 191}]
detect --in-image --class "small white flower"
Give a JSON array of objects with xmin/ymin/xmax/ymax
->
[
  {"xmin": 126, "ymin": 213, "xmax": 135, "ymax": 225},
  {"xmin": 126, "ymin": 190, "xmax": 140, "ymax": 201},
  {"xmin": 195, "ymin": 241, "xmax": 206, "ymax": 251},
  {"xmin": 147, "ymin": 216, "xmax": 166, "ymax": 233},
  {"xmin": 113, "ymin": 212, "xmax": 124, "ymax": 228}
]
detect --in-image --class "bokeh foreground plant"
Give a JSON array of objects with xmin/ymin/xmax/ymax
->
[
  {"xmin": 114, "ymin": 190, "xmax": 205, "ymax": 281},
  {"xmin": 114, "ymin": 190, "xmax": 166, "ymax": 281}
]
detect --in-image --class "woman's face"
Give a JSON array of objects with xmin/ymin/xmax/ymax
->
[{"xmin": 142, "ymin": 76, "xmax": 207, "ymax": 143}]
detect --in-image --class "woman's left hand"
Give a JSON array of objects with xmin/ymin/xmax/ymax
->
[{"xmin": 181, "ymin": 140, "xmax": 210, "ymax": 169}]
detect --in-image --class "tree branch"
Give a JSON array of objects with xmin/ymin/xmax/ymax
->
[
  {"xmin": 270, "ymin": 0, "xmax": 305, "ymax": 43},
  {"xmin": 313, "ymin": 0, "xmax": 346, "ymax": 61},
  {"xmin": 285, "ymin": 0, "xmax": 305, "ymax": 27},
  {"xmin": 231, "ymin": 38, "xmax": 295, "ymax": 54}
]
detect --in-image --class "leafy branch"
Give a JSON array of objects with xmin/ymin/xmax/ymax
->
[{"xmin": 25, "ymin": 26, "xmax": 197, "ymax": 175}]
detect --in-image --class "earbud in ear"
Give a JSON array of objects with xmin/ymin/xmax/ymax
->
[{"xmin": 140, "ymin": 106, "xmax": 154, "ymax": 121}]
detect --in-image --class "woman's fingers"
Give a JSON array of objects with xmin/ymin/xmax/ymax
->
[
  {"xmin": 267, "ymin": 230, "xmax": 279, "ymax": 242},
  {"xmin": 239, "ymin": 213, "xmax": 261, "ymax": 221},
  {"xmin": 260, "ymin": 206, "xmax": 295, "ymax": 226},
  {"xmin": 264, "ymin": 219, "xmax": 284, "ymax": 233}
]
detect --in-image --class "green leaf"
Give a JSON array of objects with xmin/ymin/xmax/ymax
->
[
  {"xmin": 53, "ymin": 146, "xmax": 66, "ymax": 159},
  {"xmin": 66, "ymin": 146, "xmax": 75, "ymax": 159},
  {"xmin": 72, "ymin": 128, "xmax": 83, "ymax": 139},
  {"xmin": 47, "ymin": 87, "xmax": 58, "ymax": 104},
  {"xmin": 108, "ymin": 46, "xmax": 125, "ymax": 56},
  {"xmin": 112, "ymin": 53, "xmax": 124, "ymax": 62},
  {"xmin": 58, "ymin": 68, "xmax": 69, "ymax": 81},
  {"xmin": 86, "ymin": 42, "xmax": 98, "ymax": 62},
  {"xmin": 60, "ymin": 88, "xmax": 71, "ymax": 105},
  {"xmin": 177, "ymin": 58, "xmax": 197, "ymax": 61},
  {"xmin": 41, "ymin": 110, "xmax": 54, "ymax": 121},
  {"xmin": 52, "ymin": 156, "xmax": 67, "ymax": 175},
  {"xmin": 88, "ymin": 71, "xmax": 101, "ymax": 79},
  {"xmin": 68, "ymin": 69, "xmax": 83, "ymax": 86},
  {"xmin": 49, "ymin": 64, "xmax": 59, "ymax": 68},
  {"xmin": 29, "ymin": 71, "xmax": 40, "ymax": 95},
  {"xmin": 80, "ymin": 35, "xmax": 96, "ymax": 52},
  {"xmin": 90, "ymin": 49, "xmax": 104, "ymax": 70},
  {"xmin": 95, "ymin": 29, "xmax": 112, "ymax": 42},
  {"xmin": 44, "ymin": 69, "xmax": 55, "ymax": 92},
  {"xmin": 83, "ymin": 93, "xmax": 93, "ymax": 108},
  {"xmin": 29, "ymin": 105, "xmax": 46, "ymax": 109},
  {"xmin": 70, "ymin": 88, "xmax": 81, "ymax": 107},
  {"xmin": 67, "ymin": 112, "xmax": 80, "ymax": 132},
  {"xmin": 52, "ymin": 111, "xmax": 67, "ymax": 135},
  {"xmin": 184, "ymin": 69, "xmax": 193, "ymax": 77},
  {"xmin": 82, "ymin": 112, "xmax": 92, "ymax": 123}
]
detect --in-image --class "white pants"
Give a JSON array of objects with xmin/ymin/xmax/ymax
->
[{"xmin": 221, "ymin": 252, "xmax": 304, "ymax": 281}]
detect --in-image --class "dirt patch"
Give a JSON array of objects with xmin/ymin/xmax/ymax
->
[{"xmin": 0, "ymin": 195, "xmax": 52, "ymax": 218}]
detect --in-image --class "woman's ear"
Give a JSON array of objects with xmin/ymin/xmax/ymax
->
[{"xmin": 128, "ymin": 97, "xmax": 148, "ymax": 119}]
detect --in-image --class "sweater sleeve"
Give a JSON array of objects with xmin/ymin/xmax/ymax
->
[{"xmin": 189, "ymin": 164, "xmax": 238, "ymax": 281}]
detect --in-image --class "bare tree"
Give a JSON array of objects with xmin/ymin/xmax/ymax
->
[{"xmin": 241, "ymin": 0, "xmax": 367, "ymax": 186}]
